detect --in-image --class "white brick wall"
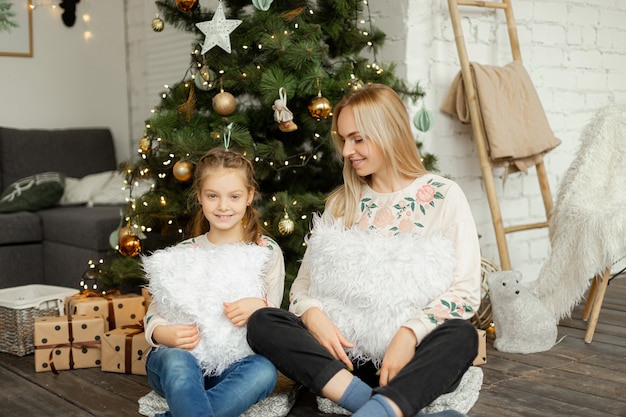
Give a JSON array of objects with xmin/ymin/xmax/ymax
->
[
  {"xmin": 128, "ymin": 0, "xmax": 626, "ymax": 281},
  {"xmin": 401, "ymin": 0, "xmax": 626, "ymax": 280}
]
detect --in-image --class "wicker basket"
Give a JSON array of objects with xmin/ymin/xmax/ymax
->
[
  {"xmin": 471, "ymin": 258, "xmax": 500, "ymax": 331},
  {"xmin": 0, "ymin": 285, "xmax": 79, "ymax": 356}
]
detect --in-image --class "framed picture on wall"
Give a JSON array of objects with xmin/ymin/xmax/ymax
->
[{"xmin": 0, "ymin": 0, "xmax": 33, "ymax": 57}]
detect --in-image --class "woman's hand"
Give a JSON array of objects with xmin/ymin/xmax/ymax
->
[
  {"xmin": 378, "ymin": 327, "xmax": 417, "ymax": 386},
  {"xmin": 152, "ymin": 324, "xmax": 200, "ymax": 350},
  {"xmin": 224, "ymin": 297, "xmax": 267, "ymax": 327},
  {"xmin": 302, "ymin": 307, "xmax": 354, "ymax": 370}
]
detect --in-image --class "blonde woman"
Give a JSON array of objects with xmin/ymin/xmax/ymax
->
[{"xmin": 247, "ymin": 84, "xmax": 481, "ymax": 417}]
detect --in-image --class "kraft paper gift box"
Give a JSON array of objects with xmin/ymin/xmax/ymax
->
[
  {"xmin": 66, "ymin": 292, "xmax": 146, "ymax": 331},
  {"xmin": 141, "ymin": 287, "xmax": 152, "ymax": 311},
  {"xmin": 34, "ymin": 314, "xmax": 104, "ymax": 373},
  {"xmin": 101, "ymin": 326, "xmax": 150, "ymax": 375}
]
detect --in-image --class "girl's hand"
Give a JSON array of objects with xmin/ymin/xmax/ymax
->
[
  {"xmin": 152, "ymin": 324, "xmax": 200, "ymax": 350},
  {"xmin": 223, "ymin": 297, "xmax": 267, "ymax": 327},
  {"xmin": 378, "ymin": 327, "xmax": 417, "ymax": 386},
  {"xmin": 301, "ymin": 307, "xmax": 354, "ymax": 370}
]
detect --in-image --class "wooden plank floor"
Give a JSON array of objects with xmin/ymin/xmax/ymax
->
[{"xmin": 1, "ymin": 275, "xmax": 625, "ymax": 417}]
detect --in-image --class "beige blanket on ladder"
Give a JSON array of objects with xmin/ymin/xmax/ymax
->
[{"xmin": 441, "ymin": 61, "xmax": 561, "ymax": 174}]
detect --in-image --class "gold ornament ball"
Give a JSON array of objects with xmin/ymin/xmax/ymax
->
[
  {"xmin": 278, "ymin": 215, "xmax": 295, "ymax": 236},
  {"xmin": 308, "ymin": 95, "xmax": 332, "ymax": 120},
  {"xmin": 139, "ymin": 136, "xmax": 151, "ymax": 152},
  {"xmin": 212, "ymin": 91, "xmax": 237, "ymax": 116},
  {"xmin": 151, "ymin": 16, "xmax": 164, "ymax": 32},
  {"xmin": 119, "ymin": 233, "xmax": 142, "ymax": 257},
  {"xmin": 173, "ymin": 160, "xmax": 194, "ymax": 182},
  {"xmin": 176, "ymin": 0, "xmax": 198, "ymax": 12}
]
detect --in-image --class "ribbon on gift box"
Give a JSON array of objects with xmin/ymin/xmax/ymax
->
[
  {"xmin": 120, "ymin": 322, "xmax": 144, "ymax": 374},
  {"xmin": 79, "ymin": 289, "xmax": 122, "ymax": 330},
  {"xmin": 35, "ymin": 315, "xmax": 101, "ymax": 374}
]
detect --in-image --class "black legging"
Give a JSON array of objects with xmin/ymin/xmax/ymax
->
[{"xmin": 247, "ymin": 308, "xmax": 478, "ymax": 417}]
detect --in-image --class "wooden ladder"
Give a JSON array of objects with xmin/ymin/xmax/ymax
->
[{"xmin": 446, "ymin": 0, "xmax": 553, "ymax": 271}]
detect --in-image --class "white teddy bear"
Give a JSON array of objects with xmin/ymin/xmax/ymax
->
[{"xmin": 487, "ymin": 270, "xmax": 558, "ymax": 354}]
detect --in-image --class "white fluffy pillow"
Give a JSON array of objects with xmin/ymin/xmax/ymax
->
[
  {"xmin": 306, "ymin": 215, "xmax": 456, "ymax": 365},
  {"xmin": 60, "ymin": 170, "xmax": 153, "ymax": 206},
  {"xmin": 143, "ymin": 243, "xmax": 271, "ymax": 376}
]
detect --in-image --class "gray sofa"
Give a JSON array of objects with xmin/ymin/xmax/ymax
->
[{"xmin": 0, "ymin": 127, "xmax": 125, "ymax": 290}]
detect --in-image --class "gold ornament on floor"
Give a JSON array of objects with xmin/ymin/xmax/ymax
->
[
  {"xmin": 139, "ymin": 135, "xmax": 151, "ymax": 153},
  {"xmin": 278, "ymin": 211, "xmax": 295, "ymax": 236},
  {"xmin": 119, "ymin": 233, "xmax": 142, "ymax": 257},
  {"xmin": 212, "ymin": 89, "xmax": 237, "ymax": 117},
  {"xmin": 151, "ymin": 15, "xmax": 164, "ymax": 32},
  {"xmin": 176, "ymin": 0, "xmax": 198, "ymax": 12},
  {"xmin": 173, "ymin": 160, "xmax": 194, "ymax": 182}
]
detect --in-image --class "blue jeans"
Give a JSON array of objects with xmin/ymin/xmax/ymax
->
[
  {"xmin": 146, "ymin": 347, "xmax": 277, "ymax": 417},
  {"xmin": 247, "ymin": 308, "xmax": 477, "ymax": 417}
]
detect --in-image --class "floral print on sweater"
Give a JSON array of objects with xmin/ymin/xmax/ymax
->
[{"xmin": 289, "ymin": 173, "xmax": 482, "ymax": 343}]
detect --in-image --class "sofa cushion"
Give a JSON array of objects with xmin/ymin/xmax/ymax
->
[
  {"xmin": 0, "ymin": 211, "xmax": 42, "ymax": 245},
  {"xmin": 38, "ymin": 206, "xmax": 123, "ymax": 252},
  {"xmin": 0, "ymin": 127, "xmax": 117, "ymax": 190},
  {"xmin": 0, "ymin": 172, "xmax": 65, "ymax": 213}
]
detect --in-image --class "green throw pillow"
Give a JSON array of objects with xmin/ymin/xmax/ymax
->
[{"xmin": 0, "ymin": 172, "xmax": 66, "ymax": 213}]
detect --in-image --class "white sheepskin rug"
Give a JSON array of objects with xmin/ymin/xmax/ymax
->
[
  {"xmin": 530, "ymin": 104, "xmax": 626, "ymax": 320},
  {"xmin": 138, "ymin": 389, "xmax": 297, "ymax": 417},
  {"xmin": 306, "ymin": 215, "xmax": 456, "ymax": 365},
  {"xmin": 142, "ymin": 243, "xmax": 269, "ymax": 376},
  {"xmin": 316, "ymin": 366, "xmax": 483, "ymax": 415}
]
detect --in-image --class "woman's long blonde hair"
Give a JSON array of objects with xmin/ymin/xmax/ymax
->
[
  {"xmin": 188, "ymin": 148, "xmax": 263, "ymax": 243},
  {"xmin": 327, "ymin": 83, "xmax": 428, "ymax": 227}
]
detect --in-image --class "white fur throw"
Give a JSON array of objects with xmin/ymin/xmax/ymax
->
[
  {"xmin": 488, "ymin": 271, "xmax": 557, "ymax": 354},
  {"xmin": 530, "ymin": 104, "xmax": 626, "ymax": 320},
  {"xmin": 143, "ymin": 243, "xmax": 269, "ymax": 376},
  {"xmin": 306, "ymin": 215, "xmax": 456, "ymax": 365}
]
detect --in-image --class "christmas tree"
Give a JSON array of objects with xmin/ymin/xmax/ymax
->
[{"xmin": 96, "ymin": 0, "xmax": 436, "ymax": 304}]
